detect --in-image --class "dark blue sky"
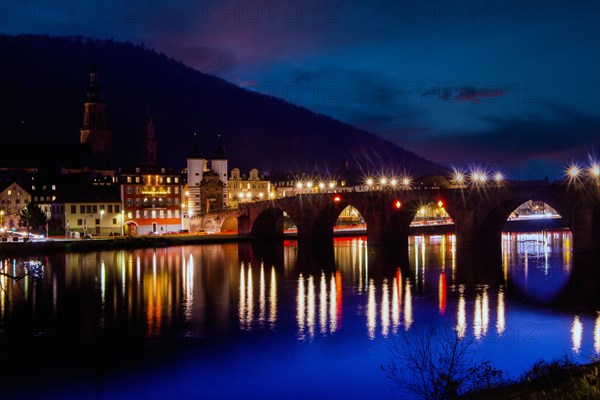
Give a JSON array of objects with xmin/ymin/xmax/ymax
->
[{"xmin": 2, "ymin": 0, "xmax": 599, "ymax": 178}]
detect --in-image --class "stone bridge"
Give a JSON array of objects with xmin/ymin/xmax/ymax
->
[{"xmin": 199, "ymin": 182, "xmax": 600, "ymax": 254}]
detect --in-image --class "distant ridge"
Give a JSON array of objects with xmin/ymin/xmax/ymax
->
[{"xmin": 0, "ymin": 34, "xmax": 444, "ymax": 176}]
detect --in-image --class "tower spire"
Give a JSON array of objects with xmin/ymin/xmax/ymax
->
[
  {"xmin": 213, "ymin": 133, "xmax": 227, "ymax": 160},
  {"xmin": 86, "ymin": 63, "xmax": 102, "ymax": 104},
  {"xmin": 80, "ymin": 63, "xmax": 112, "ymax": 169}
]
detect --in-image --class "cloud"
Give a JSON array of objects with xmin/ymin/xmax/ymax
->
[
  {"xmin": 423, "ymin": 85, "xmax": 506, "ymax": 104},
  {"xmin": 399, "ymin": 104, "xmax": 600, "ymax": 174}
]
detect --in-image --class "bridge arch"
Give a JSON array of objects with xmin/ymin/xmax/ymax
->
[
  {"xmin": 407, "ymin": 199, "xmax": 455, "ymax": 227},
  {"xmin": 484, "ymin": 196, "xmax": 568, "ymax": 236},
  {"xmin": 455, "ymin": 191, "xmax": 571, "ymax": 250},
  {"xmin": 203, "ymin": 219, "xmax": 216, "ymax": 233},
  {"xmin": 221, "ymin": 216, "xmax": 238, "ymax": 233},
  {"xmin": 250, "ymin": 206, "xmax": 297, "ymax": 236},
  {"xmin": 311, "ymin": 201, "xmax": 359, "ymax": 241}
]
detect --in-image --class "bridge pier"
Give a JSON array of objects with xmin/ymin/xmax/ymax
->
[
  {"xmin": 363, "ymin": 207, "xmax": 412, "ymax": 246},
  {"xmin": 453, "ymin": 209, "xmax": 502, "ymax": 250},
  {"xmin": 569, "ymin": 204, "xmax": 600, "ymax": 254},
  {"xmin": 454, "ymin": 247, "xmax": 504, "ymax": 285}
]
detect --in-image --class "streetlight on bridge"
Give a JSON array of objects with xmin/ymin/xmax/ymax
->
[
  {"xmin": 452, "ymin": 171, "xmax": 465, "ymax": 186},
  {"xmin": 567, "ymin": 165, "xmax": 581, "ymax": 178}
]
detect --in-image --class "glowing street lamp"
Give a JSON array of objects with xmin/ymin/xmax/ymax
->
[
  {"xmin": 454, "ymin": 172, "xmax": 465, "ymax": 184},
  {"xmin": 306, "ymin": 182, "xmax": 313, "ymax": 189},
  {"xmin": 494, "ymin": 172, "xmax": 504, "ymax": 183},
  {"xmin": 328, "ymin": 182, "xmax": 335, "ymax": 189},
  {"xmin": 318, "ymin": 182, "xmax": 325, "ymax": 189},
  {"xmin": 590, "ymin": 163, "xmax": 600, "ymax": 178},
  {"xmin": 567, "ymin": 165, "xmax": 580, "ymax": 178},
  {"xmin": 380, "ymin": 177, "xmax": 388, "ymax": 185},
  {"xmin": 390, "ymin": 178, "xmax": 398, "ymax": 186},
  {"xmin": 366, "ymin": 178, "xmax": 374, "ymax": 186},
  {"xmin": 296, "ymin": 182, "xmax": 303, "ymax": 189},
  {"xmin": 402, "ymin": 177, "xmax": 411, "ymax": 186},
  {"xmin": 472, "ymin": 170, "xmax": 487, "ymax": 184}
]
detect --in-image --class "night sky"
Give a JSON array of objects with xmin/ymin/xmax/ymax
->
[{"xmin": 2, "ymin": 0, "xmax": 599, "ymax": 179}]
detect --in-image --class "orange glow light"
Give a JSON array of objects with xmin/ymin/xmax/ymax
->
[
  {"xmin": 394, "ymin": 200, "xmax": 402, "ymax": 209},
  {"xmin": 333, "ymin": 195, "xmax": 341, "ymax": 203}
]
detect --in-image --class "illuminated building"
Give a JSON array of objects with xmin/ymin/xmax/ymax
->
[
  {"xmin": 119, "ymin": 166, "xmax": 183, "ymax": 235},
  {"xmin": 211, "ymin": 134, "xmax": 229, "ymax": 207},
  {"xmin": 60, "ymin": 186, "xmax": 122, "ymax": 237},
  {"xmin": 228, "ymin": 168, "xmax": 273, "ymax": 207},
  {"xmin": 186, "ymin": 133, "xmax": 208, "ymax": 217},
  {"xmin": 0, "ymin": 182, "xmax": 31, "ymax": 229},
  {"xmin": 185, "ymin": 134, "xmax": 229, "ymax": 215}
]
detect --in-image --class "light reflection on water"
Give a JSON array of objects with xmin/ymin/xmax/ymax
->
[{"xmin": 0, "ymin": 231, "xmax": 598, "ymax": 399}]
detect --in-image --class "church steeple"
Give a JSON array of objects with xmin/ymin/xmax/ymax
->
[
  {"xmin": 86, "ymin": 64, "xmax": 102, "ymax": 103},
  {"xmin": 80, "ymin": 64, "xmax": 112, "ymax": 169},
  {"xmin": 146, "ymin": 110, "xmax": 157, "ymax": 165}
]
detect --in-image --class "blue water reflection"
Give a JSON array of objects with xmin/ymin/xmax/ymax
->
[{"xmin": 0, "ymin": 232, "xmax": 598, "ymax": 399}]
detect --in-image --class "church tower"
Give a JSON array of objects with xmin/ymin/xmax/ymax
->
[
  {"xmin": 210, "ymin": 134, "xmax": 228, "ymax": 207},
  {"xmin": 80, "ymin": 64, "xmax": 112, "ymax": 169},
  {"xmin": 146, "ymin": 111, "xmax": 157, "ymax": 165}
]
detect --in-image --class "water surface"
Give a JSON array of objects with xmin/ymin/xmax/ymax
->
[{"xmin": 0, "ymin": 231, "xmax": 598, "ymax": 399}]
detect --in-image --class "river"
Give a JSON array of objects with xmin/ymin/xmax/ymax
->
[{"xmin": 0, "ymin": 231, "xmax": 598, "ymax": 399}]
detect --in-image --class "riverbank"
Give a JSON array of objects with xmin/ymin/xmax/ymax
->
[
  {"xmin": 465, "ymin": 359, "xmax": 600, "ymax": 399},
  {"xmin": 0, "ymin": 218, "xmax": 569, "ymax": 257},
  {"xmin": 0, "ymin": 234, "xmax": 256, "ymax": 256}
]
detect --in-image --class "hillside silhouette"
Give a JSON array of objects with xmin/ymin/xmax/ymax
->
[{"xmin": 0, "ymin": 34, "xmax": 442, "ymax": 175}]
